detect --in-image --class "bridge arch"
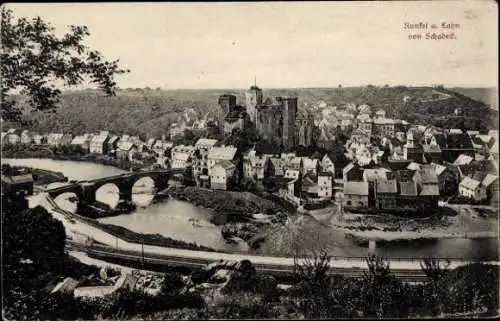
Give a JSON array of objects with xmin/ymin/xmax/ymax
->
[
  {"xmin": 131, "ymin": 176, "xmax": 156, "ymax": 207},
  {"xmin": 53, "ymin": 192, "xmax": 79, "ymax": 213},
  {"xmin": 95, "ymin": 183, "xmax": 120, "ymax": 209}
]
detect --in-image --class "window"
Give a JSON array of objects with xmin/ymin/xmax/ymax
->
[{"xmin": 346, "ymin": 201, "xmax": 352, "ymax": 206}]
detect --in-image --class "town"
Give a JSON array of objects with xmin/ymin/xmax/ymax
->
[
  {"xmin": 2, "ymin": 2, "xmax": 498, "ymax": 320},
  {"xmin": 3, "ymin": 83, "xmax": 499, "ymax": 213}
]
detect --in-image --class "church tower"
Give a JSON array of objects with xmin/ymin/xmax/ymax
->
[{"xmin": 245, "ymin": 77, "xmax": 263, "ymax": 124}]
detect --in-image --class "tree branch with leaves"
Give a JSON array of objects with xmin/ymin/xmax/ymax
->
[{"xmin": 0, "ymin": 8, "xmax": 129, "ymax": 121}]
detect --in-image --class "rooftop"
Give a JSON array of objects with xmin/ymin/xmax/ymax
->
[
  {"xmin": 459, "ymin": 176, "xmax": 481, "ymax": 190},
  {"xmin": 377, "ymin": 179, "xmax": 398, "ymax": 194},
  {"xmin": 195, "ymin": 138, "xmax": 218, "ymax": 148},
  {"xmin": 399, "ymin": 180, "xmax": 418, "ymax": 196},
  {"xmin": 453, "ymin": 154, "xmax": 474, "ymax": 166},
  {"xmin": 208, "ymin": 146, "xmax": 238, "ymax": 160},
  {"xmin": 344, "ymin": 181, "xmax": 369, "ymax": 196}
]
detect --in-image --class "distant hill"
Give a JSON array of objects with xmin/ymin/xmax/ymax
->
[
  {"xmin": 5, "ymin": 85, "xmax": 498, "ymax": 137},
  {"xmin": 448, "ymin": 87, "xmax": 498, "ymax": 110}
]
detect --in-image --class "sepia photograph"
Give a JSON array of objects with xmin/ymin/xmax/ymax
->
[{"xmin": 1, "ymin": 1, "xmax": 499, "ymax": 319}]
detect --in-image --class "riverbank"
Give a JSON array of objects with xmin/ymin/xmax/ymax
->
[
  {"xmin": 1, "ymin": 144, "xmax": 144, "ymax": 171},
  {"xmin": 40, "ymin": 193, "xmax": 222, "ymax": 253},
  {"xmin": 5, "ymin": 164, "xmax": 68, "ymax": 186},
  {"xmin": 165, "ymin": 186, "xmax": 290, "ymax": 246},
  {"xmin": 307, "ymin": 204, "xmax": 499, "ymax": 244}
]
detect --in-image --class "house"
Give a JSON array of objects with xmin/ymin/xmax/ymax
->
[
  {"xmin": 343, "ymin": 181, "xmax": 369, "ymax": 209},
  {"xmin": 284, "ymin": 169, "xmax": 300, "ymax": 181},
  {"xmin": 453, "ymin": 154, "xmax": 474, "ymax": 166},
  {"xmin": 422, "ymin": 143, "xmax": 442, "ymax": 163},
  {"xmin": 210, "ymin": 161, "xmax": 236, "ymax": 190},
  {"xmin": 459, "ymin": 176, "xmax": 487, "ymax": 201},
  {"xmin": 302, "ymin": 157, "xmax": 319, "ymax": 175},
  {"xmin": 145, "ymin": 138, "xmax": 156, "ymax": 152},
  {"xmin": 243, "ymin": 150, "xmax": 273, "ymax": 182},
  {"xmin": 152, "ymin": 140, "xmax": 173, "ymax": 157},
  {"xmin": 277, "ymin": 176, "xmax": 301, "ymax": 203},
  {"xmin": 129, "ymin": 136, "xmax": 145, "ymax": 153},
  {"xmin": 289, "ymin": 157, "xmax": 303, "ymax": 172},
  {"xmin": 171, "ymin": 145, "xmax": 195, "ymax": 169},
  {"xmin": 385, "ymin": 159, "xmax": 412, "ymax": 172},
  {"xmin": 375, "ymin": 179, "xmax": 398, "ymax": 210},
  {"xmin": 5, "ymin": 128, "xmax": 21, "ymax": 145},
  {"xmin": 170, "ymin": 122, "xmax": 185, "ymax": 139},
  {"xmin": 89, "ymin": 131, "xmax": 110, "ymax": 154},
  {"xmin": 363, "ymin": 168, "xmax": 389, "ymax": 183},
  {"xmin": 116, "ymin": 142, "xmax": 137, "ymax": 162},
  {"xmin": 47, "ymin": 133, "xmax": 64, "ymax": 146},
  {"xmin": 343, "ymin": 162, "xmax": 364, "ymax": 182},
  {"xmin": 316, "ymin": 126, "xmax": 335, "ymax": 150},
  {"xmin": 20, "ymin": 130, "xmax": 32, "ymax": 145},
  {"xmin": 269, "ymin": 157, "xmax": 285, "ymax": 176},
  {"xmin": 70, "ymin": 134, "xmax": 93, "ymax": 152},
  {"xmin": 397, "ymin": 180, "xmax": 420, "ymax": 209},
  {"xmin": 107, "ymin": 135, "xmax": 120, "ymax": 155},
  {"xmin": 320, "ymin": 154, "xmax": 335, "ymax": 175},
  {"xmin": 318, "ymin": 172, "xmax": 333, "ymax": 198},
  {"xmin": 194, "ymin": 138, "xmax": 218, "ymax": 181},
  {"xmin": 32, "ymin": 134, "xmax": 46, "ymax": 145},
  {"xmin": 431, "ymin": 162, "xmax": 457, "ymax": 195},
  {"xmin": 431, "ymin": 132, "xmax": 474, "ymax": 163},
  {"xmin": 301, "ymin": 172, "xmax": 318, "ymax": 198},
  {"xmin": 481, "ymin": 174, "xmax": 499, "ymax": 205},
  {"xmin": 207, "ymin": 145, "xmax": 239, "ymax": 170},
  {"xmin": 403, "ymin": 131, "xmax": 424, "ymax": 162}
]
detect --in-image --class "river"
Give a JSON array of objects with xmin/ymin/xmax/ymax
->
[{"xmin": 4, "ymin": 158, "xmax": 498, "ymax": 260}]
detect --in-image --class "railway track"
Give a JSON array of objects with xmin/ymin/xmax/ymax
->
[{"xmin": 66, "ymin": 241, "xmax": 430, "ymax": 283}]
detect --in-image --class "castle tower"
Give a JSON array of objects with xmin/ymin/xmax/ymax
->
[
  {"xmin": 218, "ymin": 94, "xmax": 237, "ymax": 133},
  {"xmin": 245, "ymin": 80, "xmax": 263, "ymax": 124},
  {"xmin": 281, "ymin": 97, "xmax": 298, "ymax": 150}
]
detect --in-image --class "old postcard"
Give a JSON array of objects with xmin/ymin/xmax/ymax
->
[{"xmin": 1, "ymin": 1, "xmax": 498, "ymax": 320}]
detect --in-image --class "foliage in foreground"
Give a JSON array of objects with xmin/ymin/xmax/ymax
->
[
  {"xmin": 1, "ymin": 7, "xmax": 129, "ymax": 122},
  {"xmin": 2, "ymin": 203, "xmax": 498, "ymax": 320}
]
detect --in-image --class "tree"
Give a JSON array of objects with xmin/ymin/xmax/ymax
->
[{"xmin": 1, "ymin": 8, "xmax": 129, "ymax": 121}]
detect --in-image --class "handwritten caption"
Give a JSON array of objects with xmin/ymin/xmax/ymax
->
[{"xmin": 403, "ymin": 22, "xmax": 459, "ymax": 40}]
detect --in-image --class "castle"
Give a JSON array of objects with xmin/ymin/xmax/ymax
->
[{"xmin": 219, "ymin": 83, "xmax": 314, "ymax": 150}]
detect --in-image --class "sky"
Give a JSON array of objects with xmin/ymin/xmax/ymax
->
[{"xmin": 5, "ymin": 1, "xmax": 499, "ymax": 89}]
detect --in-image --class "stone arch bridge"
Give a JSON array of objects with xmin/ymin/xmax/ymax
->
[{"xmin": 45, "ymin": 169, "xmax": 183, "ymax": 212}]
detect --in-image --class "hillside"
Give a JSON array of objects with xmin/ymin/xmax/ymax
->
[
  {"xmin": 448, "ymin": 87, "xmax": 498, "ymax": 111},
  {"xmin": 5, "ymin": 85, "xmax": 498, "ymax": 137}
]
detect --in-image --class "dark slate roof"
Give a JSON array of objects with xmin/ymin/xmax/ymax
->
[
  {"xmin": 420, "ymin": 184, "xmax": 440, "ymax": 196},
  {"xmin": 423, "ymin": 144, "xmax": 441, "ymax": 154},
  {"xmin": 275, "ymin": 175, "xmax": 295, "ymax": 188},
  {"xmin": 376, "ymin": 180, "xmax": 398, "ymax": 194},
  {"xmin": 393, "ymin": 169, "xmax": 416, "ymax": 182},
  {"xmin": 344, "ymin": 181, "xmax": 369, "ymax": 196},
  {"xmin": 434, "ymin": 133, "xmax": 473, "ymax": 150},
  {"xmin": 385, "ymin": 160, "xmax": 412, "ymax": 172},
  {"xmin": 419, "ymin": 164, "xmax": 439, "ymax": 184},
  {"xmin": 457, "ymin": 164, "xmax": 476, "ymax": 178},
  {"xmin": 399, "ymin": 181, "xmax": 418, "ymax": 196},
  {"xmin": 471, "ymin": 171, "xmax": 488, "ymax": 182}
]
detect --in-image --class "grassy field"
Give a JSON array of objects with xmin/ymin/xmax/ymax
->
[{"xmin": 6, "ymin": 85, "xmax": 498, "ymax": 137}]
